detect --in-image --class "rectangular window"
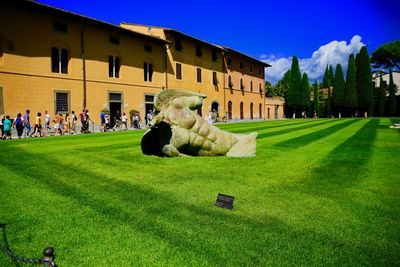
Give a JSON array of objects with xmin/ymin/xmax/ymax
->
[
  {"xmin": 176, "ymin": 63, "xmax": 182, "ymax": 80},
  {"xmin": 51, "ymin": 47, "xmax": 68, "ymax": 74},
  {"xmin": 259, "ymin": 68, "xmax": 262, "ymax": 75},
  {"xmin": 250, "ymin": 65, "xmax": 253, "ymax": 73},
  {"xmin": 196, "ymin": 67, "xmax": 202, "ymax": 83},
  {"xmin": 240, "ymin": 79, "xmax": 245, "ymax": 90},
  {"xmin": 109, "ymin": 35, "xmax": 120, "ymax": 45},
  {"xmin": 144, "ymin": 62, "xmax": 153, "ymax": 82},
  {"xmin": 227, "ymin": 58, "xmax": 232, "ymax": 66},
  {"xmin": 212, "ymin": 71, "xmax": 218, "ymax": 85},
  {"xmin": 250, "ymin": 81, "xmax": 253, "ymax": 91},
  {"xmin": 196, "ymin": 45, "xmax": 203, "ymax": 57},
  {"xmin": 55, "ymin": 92, "xmax": 69, "ymax": 113},
  {"xmin": 53, "ymin": 21, "xmax": 68, "ymax": 33},
  {"xmin": 175, "ymin": 38, "xmax": 182, "ymax": 51},
  {"xmin": 240, "ymin": 62, "xmax": 244, "ymax": 70},
  {"xmin": 212, "ymin": 50, "xmax": 218, "ymax": 61},
  {"xmin": 144, "ymin": 44, "xmax": 152, "ymax": 52},
  {"xmin": 108, "ymin": 56, "xmax": 120, "ymax": 78}
]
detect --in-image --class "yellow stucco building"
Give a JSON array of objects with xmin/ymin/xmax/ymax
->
[{"xmin": 0, "ymin": 0, "xmax": 284, "ymax": 125}]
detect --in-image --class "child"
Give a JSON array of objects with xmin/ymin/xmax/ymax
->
[
  {"xmin": 30, "ymin": 112, "xmax": 42, "ymax": 137},
  {"xmin": 2, "ymin": 115, "xmax": 12, "ymax": 140}
]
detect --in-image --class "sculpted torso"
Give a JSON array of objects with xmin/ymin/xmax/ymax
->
[{"xmin": 141, "ymin": 90, "xmax": 257, "ymax": 157}]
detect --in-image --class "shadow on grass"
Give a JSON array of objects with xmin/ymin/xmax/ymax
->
[
  {"xmin": 257, "ymin": 119, "xmax": 336, "ymax": 140},
  {"xmin": 293, "ymin": 119, "xmax": 379, "ymax": 197},
  {"xmin": 274, "ymin": 119, "xmax": 360, "ymax": 149},
  {"xmin": 1, "ymin": 120, "xmax": 396, "ymax": 266}
]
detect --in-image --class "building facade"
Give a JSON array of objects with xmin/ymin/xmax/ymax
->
[{"xmin": 0, "ymin": 0, "xmax": 283, "ymax": 125}]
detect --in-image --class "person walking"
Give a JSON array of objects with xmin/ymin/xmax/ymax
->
[
  {"xmin": 65, "ymin": 113, "xmax": 71, "ymax": 134},
  {"xmin": 113, "ymin": 110, "xmax": 121, "ymax": 131},
  {"xmin": 30, "ymin": 112, "xmax": 43, "ymax": 137},
  {"xmin": 2, "ymin": 115, "xmax": 12, "ymax": 140},
  {"xmin": 0, "ymin": 114, "xmax": 4, "ymax": 137},
  {"xmin": 13, "ymin": 113, "xmax": 24, "ymax": 138},
  {"xmin": 122, "ymin": 112, "xmax": 128, "ymax": 130},
  {"xmin": 23, "ymin": 109, "xmax": 31, "ymax": 138},
  {"xmin": 44, "ymin": 110, "xmax": 51, "ymax": 132},
  {"xmin": 71, "ymin": 111, "xmax": 77, "ymax": 134}
]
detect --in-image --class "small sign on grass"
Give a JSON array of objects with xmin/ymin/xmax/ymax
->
[{"xmin": 215, "ymin": 193, "xmax": 234, "ymax": 210}]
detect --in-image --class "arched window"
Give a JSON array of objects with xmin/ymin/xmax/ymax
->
[
  {"xmin": 259, "ymin": 103, "xmax": 262, "ymax": 118},
  {"xmin": 240, "ymin": 102, "xmax": 244, "ymax": 120},
  {"xmin": 240, "ymin": 78, "xmax": 244, "ymax": 90},
  {"xmin": 250, "ymin": 102, "xmax": 254, "ymax": 119},
  {"xmin": 250, "ymin": 81, "xmax": 253, "ymax": 91},
  {"xmin": 228, "ymin": 101, "xmax": 232, "ymax": 120}
]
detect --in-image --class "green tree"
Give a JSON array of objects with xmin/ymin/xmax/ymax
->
[
  {"xmin": 388, "ymin": 71, "xmax": 398, "ymax": 116},
  {"xmin": 332, "ymin": 64, "xmax": 345, "ymax": 117},
  {"xmin": 326, "ymin": 79, "xmax": 332, "ymax": 117},
  {"xmin": 377, "ymin": 76, "xmax": 387, "ymax": 117},
  {"xmin": 300, "ymin": 73, "xmax": 311, "ymax": 115},
  {"xmin": 313, "ymin": 80, "xmax": 319, "ymax": 117},
  {"xmin": 322, "ymin": 65, "xmax": 330, "ymax": 88},
  {"xmin": 344, "ymin": 54, "xmax": 358, "ymax": 116},
  {"xmin": 356, "ymin": 46, "xmax": 374, "ymax": 116},
  {"xmin": 371, "ymin": 40, "xmax": 400, "ymax": 70},
  {"xmin": 329, "ymin": 65, "xmax": 335, "ymax": 87},
  {"xmin": 287, "ymin": 56, "xmax": 302, "ymax": 117}
]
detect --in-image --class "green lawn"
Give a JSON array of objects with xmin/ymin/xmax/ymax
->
[{"xmin": 0, "ymin": 118, "xmax": 399, "ymax": 266}]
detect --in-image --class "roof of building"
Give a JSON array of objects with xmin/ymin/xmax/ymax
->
[
  {"xmin": 120, "ymin": 23, "xmax": 271, "ymax": 68},
  {"xmin": 9, "ymin": 0, "xmax": 169, "ymax": 44}
]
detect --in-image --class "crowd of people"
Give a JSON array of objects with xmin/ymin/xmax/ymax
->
[{"xmin": 1, "ymin": 109, "xmax": 155, "ymax": 140}]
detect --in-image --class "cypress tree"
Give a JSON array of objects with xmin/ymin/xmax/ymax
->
[
  {"xmin": 300, "ymin": 73, "xmax": 311, "ymax": 116},
  {"xmin": 377, "ymin": 76, "xmax": 386, "ymax": 117},
  {"xmin": 329, "ymin": 65, "xmax": 335, "ymax": 87},
  {"xmin": 388, "ymin": 70, "xmax": 398, "ymax": 116},
  {"xmin": 326, "ymin": 79, "xmax": 332, "ymax": 117},
  {"xmin": 332, "ymin": 64, "xmax": 345, "ymax": 117},
  {"xmin": 344, "ymin": 54, "xmax": 358, "ymax": 116},
  {"xmin": 322, "ymin": 65, "xmax": 330, "ymax": 88},
  {"xmin": 313, "ymin": 80, "xmax": 319, "ymax": 117},
  {"xmin": 356, "ymin": 46, "xmax": 374, "ymax": 116},
  {"xmin": 288, "ymin": 56, "xmax": 302, "ymax": 117}
]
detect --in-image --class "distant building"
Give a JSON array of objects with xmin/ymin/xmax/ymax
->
[
  {"xmin": 0, "ymin": 0, "xmax": 285, "ymax": 123},
  {"xmin": 372, "ymin": 70, "xmax": 400, "ymax": 95}
]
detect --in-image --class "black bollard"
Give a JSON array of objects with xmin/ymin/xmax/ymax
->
[{"xmin": 43, "ymin": 247, "xmax": 55, "ymax": 267}]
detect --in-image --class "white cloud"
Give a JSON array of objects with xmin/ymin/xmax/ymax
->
[{"xmin": 262, "ymin": 35, "xmax": 365, "ymax": 84}]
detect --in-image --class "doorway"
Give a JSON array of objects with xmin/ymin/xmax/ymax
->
[
  {"xmin": 109, "ymin": 102, "xmax": 121, "ymax": 127},
  {"xmin": 211, "ymin": 101, "xmax": 219, "ymax": 122},
  {"xmin": 275, "ymin": 105, "xmax": 279, "ymax": 119},
  {"xmin": 109, "ymin": 92, "xmax": 122, "ymax": 127}
]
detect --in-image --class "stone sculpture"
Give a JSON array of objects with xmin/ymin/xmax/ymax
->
[{"xmin": 141, "ymin": 89, "xmax": 257, "ymax": 157}]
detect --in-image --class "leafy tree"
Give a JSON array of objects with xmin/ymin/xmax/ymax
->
[
  {"xmin": 332, "ymin": 64, "xmax": 345, "ymax": 117},
  {"xmin": 344, "ymin": 54, "xmax": 358, "ymax": 116},
  {"xmin": 356, "ymin": 46, "xmax": 374, "ymax": 116},
  {"xmin": 377, "ymin": 76, "xmax": 387, "ymax": 117},
  {"xmin": 388, "ymin": 70, "xmax": 398, "ymax": 116},
  {"xmin": 313, "ymin": 80, "xmax": 319, "ymax": 117},
  {"xmin": 287, "ymin": 56, "xmax": 302, "ymax": 117},
  {"xmin": 300, "ymin": 73, "xmax": 311, "ymax": 115},
  {"xmin": 371, "ymin": 40, "xmax": 400, "ymax": 71}
]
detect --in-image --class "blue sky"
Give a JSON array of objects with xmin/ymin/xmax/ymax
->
[{"xmin": 36, "ymin": 0, "xmax": 400, "ymax": 83}]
